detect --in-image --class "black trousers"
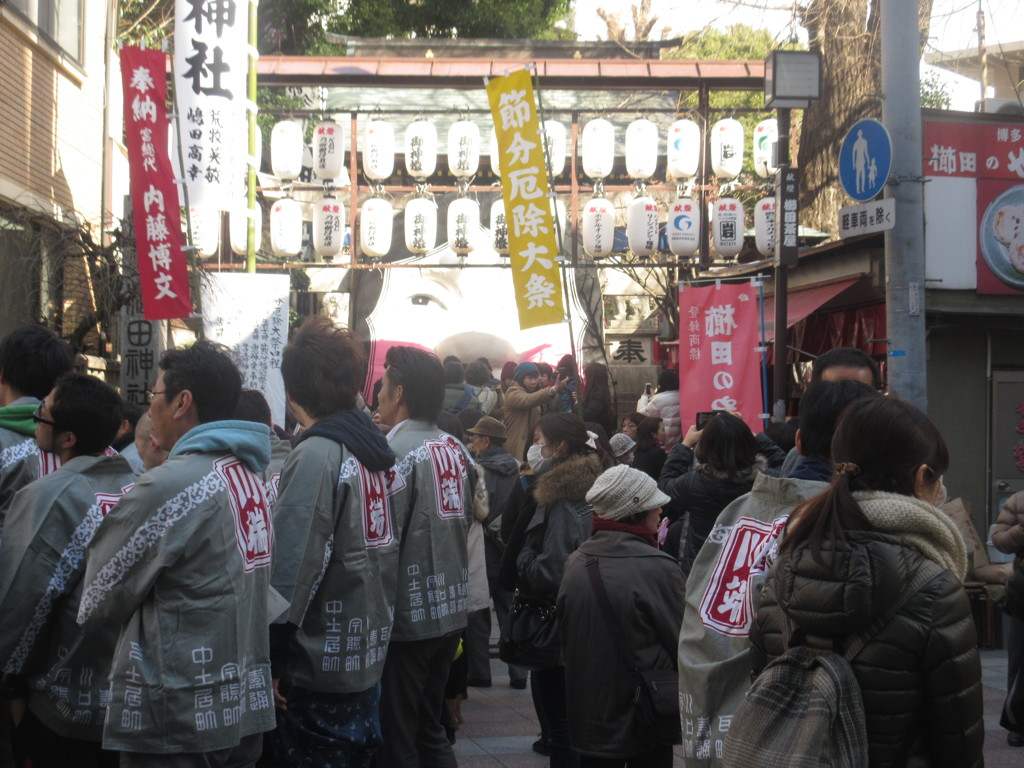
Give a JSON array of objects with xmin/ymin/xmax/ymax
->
[
  {"xmin": 378, "ymin": 631, "xmax": 461, "ymax": 768},
  {"xmin": 17, "ymin": 707, "xmax": 118, "ymax": 768}
]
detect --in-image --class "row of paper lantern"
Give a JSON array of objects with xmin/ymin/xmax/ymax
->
[
  {"xmin": 261, "ymin": 196, "xmax": 569, "ymax": 259},
  {"xmin": 268, "ymin": 117, "xmax": 779, "ymax": 184},
  {"xmin": 191, "ymin": 194, "xmax": 777, "ymax": 261},
  {"xmin": 581, "ymin": 195, "xmax": 779, "ymax": 259}
]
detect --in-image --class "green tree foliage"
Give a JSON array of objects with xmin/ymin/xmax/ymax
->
[
  {"xmin": 663, "ymin": 26, "xmax": 791, "ymax": 186},
  {"xmin": 327, "ymin": 0, "xmax": 572, "ymax": 40},
  {"xmin": 920, "ymin": 69, "xmax": 952, "ymax": 110}
]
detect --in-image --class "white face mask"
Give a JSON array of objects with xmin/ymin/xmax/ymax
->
[{"xmin": 527, "ymin": 444, "xmax": 553, "ymax": 474}]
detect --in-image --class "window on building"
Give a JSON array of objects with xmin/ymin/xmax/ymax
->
[{"xmin": 2, "ymin": 0, "xmax": 83, "ymax": 62}]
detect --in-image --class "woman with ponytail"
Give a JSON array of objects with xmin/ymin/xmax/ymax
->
[{"xmin": 749, "ymin": 396, "xmax": 983, "ymax": 768}]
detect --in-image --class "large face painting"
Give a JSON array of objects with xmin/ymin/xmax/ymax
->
[{"xmin": 352, "ymin": 191, "xmax": 602, "ymax": 395}]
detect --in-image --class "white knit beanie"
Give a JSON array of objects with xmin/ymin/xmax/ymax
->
[{"xmin": 586, "ymin": 465, "xmax": 671, "ymax": 521}]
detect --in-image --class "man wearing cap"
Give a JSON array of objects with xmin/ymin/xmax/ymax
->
[
  {"xmin": 465, "ymin": 416, "xmax": 528, "ymax": 689},
  {"xmin": 557, "ymin": 465, "xmax": 684, "ymax": 765},
  {"xmin": 502, "ymin": 362, "xmax": 568, "ymax": 466},
  {"xmin": 608, "ymin": 433, "xmax": 635, "ymax": 465}
]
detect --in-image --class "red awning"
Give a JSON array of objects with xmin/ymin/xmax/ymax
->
[{"xmin": 760, "ymin": 277, "xmax": 862, "ymax": 341}]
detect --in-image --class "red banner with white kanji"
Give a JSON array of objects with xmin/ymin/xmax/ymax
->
[
  {"xmin": 121, "ymin": 46, "xmax": 193, "ymax": 320},
  {"xmin": 678, "ymin": 282, "xmax": 764, "ymax": 433}
]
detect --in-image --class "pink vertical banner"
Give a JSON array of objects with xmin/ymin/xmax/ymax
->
[
  {"xmin": 679, "ymin": 282, "xmax": 764, "ymax": 433},
  {"xmin": 121, "ymin": 46, "xmax": 192, "ymax": 320}
]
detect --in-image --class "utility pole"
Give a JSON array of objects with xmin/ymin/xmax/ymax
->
[
  {"xmin": 881, "ymin": 0, "xmax": 927, "ymax": 406},
  {"xmin": 978, "ymin": 3, "xmax": 988, "ymax": 104}
]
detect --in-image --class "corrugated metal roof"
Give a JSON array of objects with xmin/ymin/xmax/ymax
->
[{"xmin": 256, "ymin": 56, "xmax": 764, "ymax": 91}]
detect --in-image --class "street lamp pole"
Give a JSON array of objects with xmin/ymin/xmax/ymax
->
[{"xmin": 763, "ymin": 50, "xmax": 821, "ymax": 422}]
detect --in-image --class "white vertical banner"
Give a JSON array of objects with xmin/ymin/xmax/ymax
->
[
  {"xmin": 174, "ymin": 0, "xmax": 248, "ymax": 211},
  {"xmin": 202, "ymin": 273, "xmax": 290, "ymax": 426}
]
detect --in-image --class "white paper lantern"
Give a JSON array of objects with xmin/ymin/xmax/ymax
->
[
  {"xmin": 543, "ymin": 120, "xmax": 567, "ymax": 178},
  {"xmin": 666, "ymin": 197, "xmax": 700, "ymax": 257},
  {"xmin": 405, "ymin": 120, "xmax": 437, "ymax": 179},
  {"xmin": 667, "ymin": 119, "xmax": 701, "ymax": 180},
  {"xmin": 490, "ymin": 198, "xmax": 509, "ymax": 255},
  {"xmin": 448, "ymin": 197, "xmax": 480, "ymax": 254},
  {"xmin": 269, "ymin": 198, "xmax": 303, "ymax": 257},
  {"xmin": 581, "ymin": 118, "xmax": 615, "ymax": 179},
  {"xmin": 711, "ymin": 118, "xmax": 744, "ymax": 179},
  {"xmin": 360, "ymin": 198, "xmax": 393, "ymax": 258},
  {"xmin": 363, "ymin": 118, "xmax": 395, "ymax": 181},
  {"xmin": 404, "ymin": 197, "xmax": 437, "ymax": 255},
  {"xmin": 229, "ymin": 204, "xmax": 262, "ymax": 256},
  {"xmin": 447, "ymin": 120, "xmax": 480, "ymax": 178},
  {"xmin": 271, "ymin": 120, "xmax": 304, "ymax": 181},
  {"xmin": 190, "ymin": 206, "xmax": 220, "ymax": 258},
  {"xmin": 313, "ymin": 120, "xmax": 345, "ymax": 181},
  {"xmin": 625, "ymin": 119, "xmax": 659, "ymax": 180},
  {"xmin": 313, "ymin": 197, "xmax": 345, "ymax": 259},
  {"xmin": 713, "ymin": 197, "xmax": 744, "ymax": 258},
  {"xmin": 581, "ymin": 197, "xmax": 615, "ymax": 259},
  {"xmin": 489, "ymin": 127, "xmax": 501, "ymax": 176},
  {"xmin": 627, "ymin": 196, "xmax": 659, "ymax": 257},
  {"xmin": 754, "ymin": 196, "xmax": 776, "ymax": 258},
  {"xmin": 753, "ymin": 119, "xmax": 779, "ymax": 179}
]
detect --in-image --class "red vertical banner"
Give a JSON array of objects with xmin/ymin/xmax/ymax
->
[
  {"xmin": 121, "ymin": 46, "xmax": 193, "ymax": 320},
  {"xmin": 679, "ymin": 283, "xmax": 764, "ymax": 433}
]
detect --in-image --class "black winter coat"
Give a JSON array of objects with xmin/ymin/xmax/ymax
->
[
  {"xmin": 557, "ymin": 532, "xmax": 684, "ymax": 758},
  {"xmin": 658, "ymin": 444, "xmax": 760, "ymax": 577},
  {"xmin": 750, "ymin": 532, "xmax": 984, "ymax": 768}
]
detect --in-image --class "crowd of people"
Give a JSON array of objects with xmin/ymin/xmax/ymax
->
[{"xmin": 0, "ymin": 322, "xmax": 991, "ymax": 767}]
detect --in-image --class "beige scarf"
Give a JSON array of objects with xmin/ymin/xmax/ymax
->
[{"xmin": 854, "ymin": 491, "xmax": 968, "ymax": 579}]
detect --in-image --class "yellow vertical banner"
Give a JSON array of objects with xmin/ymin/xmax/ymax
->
[{"xmin": 486, "ymin": 69, "xmax": 565, "ymax": 330}]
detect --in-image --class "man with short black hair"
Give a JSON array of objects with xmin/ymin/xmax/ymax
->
[
  {"xmin": 0, "ymin": 373, "xmax": 136, "ymax": 767},
  {"xmin": 232, "ymin": 388, "xmax": 291, "ymax": 504},
  {"xmin": 79, "ymin": 340, "xmax": 275, "ymax": 766},
  {"xmin": 676, "ymin": 380, "xmax": 882, "ymax": 768},
  {"xmin": 0, "ymin": 325, "xmax": 73, "ymax": 524},
  {"xmin": 779, "ymin": 346, "xmax": 883, "ymax": 477},
  {"xmin": 377, "ymin": 345, "xmax": 473, "ymax": 768},
  {"xmin": 268, "ymin": 317, "xmax": 398, "ymax": 766},
  {"xmin": 810, "ymin": 346, "xmax": 882, "ymax": 389}
]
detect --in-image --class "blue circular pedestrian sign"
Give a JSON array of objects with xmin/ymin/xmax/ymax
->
[{"xmin": 839, "ymin": 119, "xmax": 892, "ymax": 202}]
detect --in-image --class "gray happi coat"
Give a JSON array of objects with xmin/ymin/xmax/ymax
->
[
  {"xmin": 387, "ymin": 419, "xmax": 473, "ymax": 642},
  {"xmin": 78, "ymin": 423, "xmax": 275, "ymax": 754},
  {"xmin": 272, "ymin": 434, "xmax": 399, "ymax": 691},
  {"xmin": 676, "ymin": 473, "xmax": 827, "ymax": 766},
  {"xmin": 0, "ymin": 453, "xmax": 137, "ymax": 740}
]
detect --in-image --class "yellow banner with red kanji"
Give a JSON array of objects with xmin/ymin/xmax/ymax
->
[{"xmin": 486, "ymin": 69, "xmax": 564, "ymax": 330}]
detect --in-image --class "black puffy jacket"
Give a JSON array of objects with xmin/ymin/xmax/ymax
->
[{"xmin": 750, "ymin": 532, "xmax": 984, "ymax": 768}]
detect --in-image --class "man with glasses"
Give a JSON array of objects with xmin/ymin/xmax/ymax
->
[
  {"xmin": 78, "ymin": 341, "xmax": 276, "ymax": 767},
  {"xmin": 0, "ymin": 372, "xmax": 136, "ymax": 767},
  {"xmin": 0, "ymin": 325, "xmax": 73, "ymax": 528}
]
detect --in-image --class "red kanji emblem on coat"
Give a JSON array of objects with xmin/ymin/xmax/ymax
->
[
  {"xmin": 699, "ymin": 515, "xmax": 787, "ymax": 637},
  {"xmin": 426, "ymin": 435, "xmax": 467, "ymax": 520},
  {"xmin": 358, "ymin": 464, "xmax": 394, "ymax": 548},
  {"xmin": 214, "ymin": 456, "xmax": 273, "ymax": 572}
]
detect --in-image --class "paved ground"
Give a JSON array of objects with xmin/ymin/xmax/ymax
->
[{"xmin": 450, "ymin": 649, "xmax": 1020, "ymax": 766}]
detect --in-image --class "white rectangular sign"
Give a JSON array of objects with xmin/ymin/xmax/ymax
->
[
  {"xmin": 838, "ymin": 198, "xmax": 895, "ymax": 237},
  {"xmin": 202, "ymin": 273, "xmax": 290, "ymax": 427}
]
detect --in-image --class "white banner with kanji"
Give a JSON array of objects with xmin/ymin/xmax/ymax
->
[
  {"xmin": 202, "ymin": 273, "xmax": 289, "ymax": 426},
  {"xmin": 174, "ymin": 0, "xmax": 247, "ymax": 211}
]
